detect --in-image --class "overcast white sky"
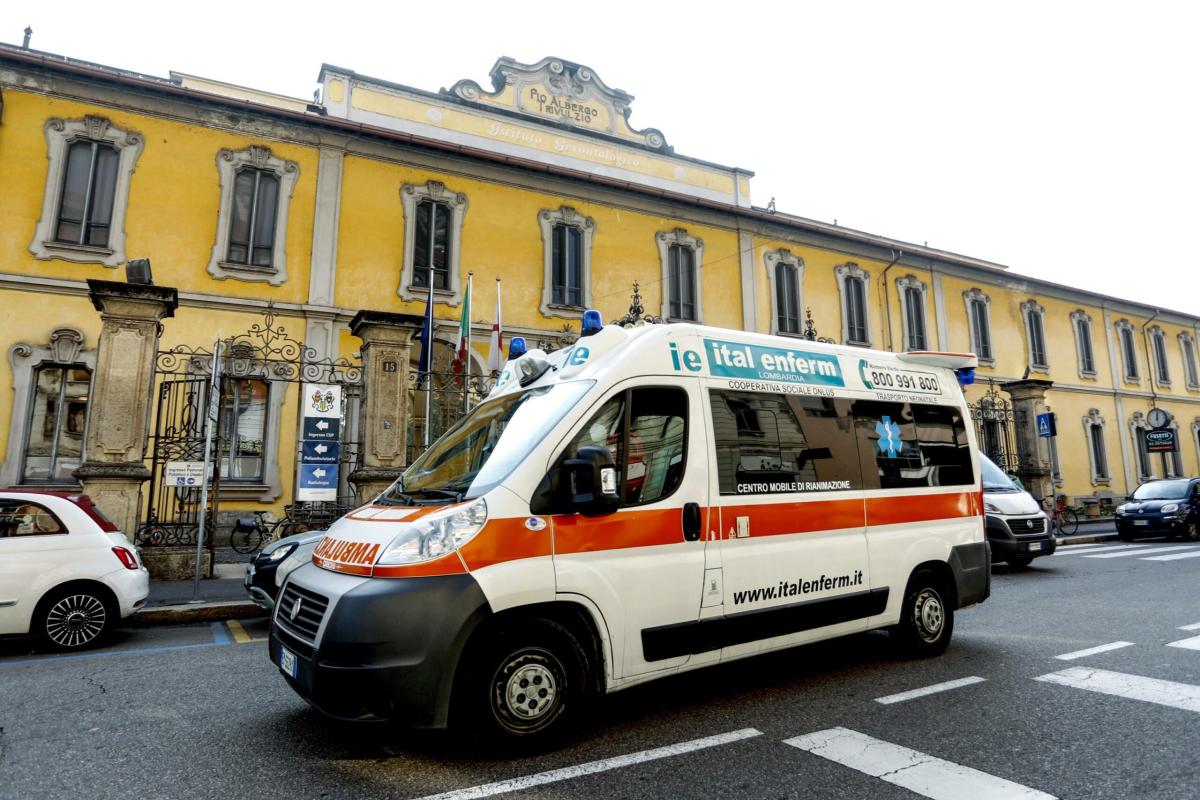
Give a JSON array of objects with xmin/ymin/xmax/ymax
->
[{"xmin": 7, "ymin": 2, "xmax": 1198, "ymax": 312}]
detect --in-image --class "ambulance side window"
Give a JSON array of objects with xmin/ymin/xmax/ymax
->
[
  {"xmin": 851, "ymin": 400, "xmax": 974, "ymax": 489},
  {"xmin": 560, "ymin": 387, "xmax": 688, "ymax": 507},
  {"xmin": 709, "ymin": 389, "xmax": 860, "ymax": 495}
]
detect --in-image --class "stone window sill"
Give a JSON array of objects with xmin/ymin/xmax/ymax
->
[
  {"xmin": 43, "ymin": 240, "xmax": 114, "ymax": 258},
  {"xmin": 219, "ymin": 483, "xmax": 271, "ymax": 499},
  {"xmin": 1079, "ymin": 370, "xmax": 1098, "ymax": 380},
  {"xmin": 408, "ymin": 285, "xmax": 454, "ymax": 297},
  {"xmin": 219, "ymin": 261, "xmax": 278, "ymax": 274}
]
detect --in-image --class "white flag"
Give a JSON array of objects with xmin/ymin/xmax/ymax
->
[{"xmin": 486, "ymin": 279, "xmax": 504, "ymax": 373}]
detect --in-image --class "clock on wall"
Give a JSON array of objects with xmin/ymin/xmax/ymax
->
[{"xmin": 1148, "ymin": 408, "xmax": 1170, "ymax": 429}]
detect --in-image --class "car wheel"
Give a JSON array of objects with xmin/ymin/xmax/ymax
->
[
  {"xmin": 463, "ymin": 618, "xmax": 593, "ymax": 745},
  {"xmin": 1007, "ymin": 555, "xmax": 1034, "ymax": 568},
  {"xmin": 894, "ymin": 569, "xmax": 954, "ymax": 657},
  {"xmin": 36, "ymin": 587, "xmax": 115, "ymax": 652},
  {"xmin": 1118, "ymin": 529, "xmax": 1135, "ymax": 542}
]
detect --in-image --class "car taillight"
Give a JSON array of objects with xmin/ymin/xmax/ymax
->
[{"xmin": 112, "ymin": 546, "xmax": 139, "ymax": 570}]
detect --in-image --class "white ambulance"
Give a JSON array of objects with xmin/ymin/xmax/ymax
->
[{"xmin": 270, "ymin": 314, "xmax": 989, "ymax": 742}]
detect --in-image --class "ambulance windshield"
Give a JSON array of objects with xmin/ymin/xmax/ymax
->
[{"xmin": 380, "ymin": 380, "xmax": 594, "ymax": 503}]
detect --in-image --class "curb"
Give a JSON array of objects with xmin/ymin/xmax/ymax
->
[
  {"xmin": 130, "ymin": 600, "xmax": 265, "ymax": 626},
  {"xmin": 1056, "ymin": 532, "xmax": 1118, "ymax": 547}
]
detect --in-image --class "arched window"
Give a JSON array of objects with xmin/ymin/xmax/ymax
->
[{"xmin": 836, "ymin": 263, "xmax": 871, "ymax": 346}]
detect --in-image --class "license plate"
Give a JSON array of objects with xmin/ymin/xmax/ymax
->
[
  {"xmin": 279, "ymin": 647, "xmax": 298, "ymax": 678},
  {"xmin": 1028, "ymin": 542, "xmax": 1043, "ymax": 552},
  {"xmin": 1134, "ymin": 520, "xmax": 1149, "ymax": 526}
]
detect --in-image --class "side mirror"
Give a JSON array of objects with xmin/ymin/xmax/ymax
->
[
  {"xmin": 530, "ymin": 445, "xmax": 620, "ymax": 517},
  {"xmin": 564, "ymin": 445, "xmax": 620, "ymax": 517}
]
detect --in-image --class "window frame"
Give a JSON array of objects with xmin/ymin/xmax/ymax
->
[
  {"xmin": 410, "ymin": 198, "xmax": 453, "ymax": 293},
  {"xmin": 1130, "ymin": 412, "xmax": 1156, "ymax": 482},
  {"xmin": 896, "ymin": 275, "xmax": 929, "ymax": 351},
  {"xmin": 1116, "ymin": 320, "xmax": 1139, "ymax": 381},
  {"xmin": 30, "ymin": 116, "xmax": 144, "ymax": 267},
  {"xmin": 225, "ymin": 167, "xmax": 280, "ymax": 269},
  {"xmin": 208, "ymin": 145, "xmax": 299, "ymax": 286},
  {"xmin": 764, "ymin": 249, "xmax": 804, "ymax": 336},
  {"xmin": 1082, "ymin": 409, "xmax": 1110, "ymax": 485},
  {"xmin": 1149, "ymin": 325, "xmax": 1171, "ymax": 386},
  {"xmin": 963, "ymin": 288, "xmax": 994, "ymax": 365},
  {"xmin": 20, "ymin": 363, "xmax": 92, "ymax": 485},
  {"xmin": 1179, "ymin": 332, "xmax": 1199, "ymax": 389},
  {"xmin": 836, "ymin": 263, "xmax": 871, "ymax": 347},
  {"xmin": 657, "ymin": 228, "xmax": 705, "ymax": 323},
  {"xmin": 397, "ymin": 180, "xmax": 469, "ymax": 306},
  {"xmin": 1020, "ymin": 300, "xmax": 1049, "ymax": 371},
  {"xmin": 539, "ymin": 206, "xmax": 595, "ymax": 318},
  {"xmin": 1071, "ymin": 310, "xmax": 1097, "ymax": 378},
  {"xmin": 216, "ymin": 376, "xmax": 271, "ymax": 485}
]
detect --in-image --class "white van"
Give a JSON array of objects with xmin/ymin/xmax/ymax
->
[
  {"xmin": 270, "ymin": 317, "xmax": 989, "ymax": 742},
  {"xmin": 980, "ymin": 454, "xmax": 1055, "ymax": 567}
]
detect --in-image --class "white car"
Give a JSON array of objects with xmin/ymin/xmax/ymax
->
[{"xmin": 0, "ymin": 492, "xmax": 149, "ymax": 651}]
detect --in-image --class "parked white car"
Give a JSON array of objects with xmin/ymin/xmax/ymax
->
[{"xmin": 0, "ymin": 492, "xmax": 148, "ymax": 650}]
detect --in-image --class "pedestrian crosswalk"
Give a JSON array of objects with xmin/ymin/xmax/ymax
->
[{"xmin": 1051, "ymin": 542, "xmax": 1200, "ymax": 561}]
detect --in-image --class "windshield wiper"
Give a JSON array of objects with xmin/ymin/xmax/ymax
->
[
  {"xmin": 375, "ymin": 493, "xmax": 415, "ymax": 506},
  {"xmin": 408, "ymin": 488, "xmax": 465, "ymax": 502}
]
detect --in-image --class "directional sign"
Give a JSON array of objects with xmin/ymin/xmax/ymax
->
[
  {"xmin": 301, "ymin": 440, "xmax": 340, "ymax": 464},
  {"xmin": 1146, "ymin": 429, "xmax": 1178, "ymax": 453},
  {"xmin": 1037, "ymin": 412, "xmax": 1057, "ymax": 438},
  {"xmin": 298, "ymin": 463, "xmax": 339, "ymax": 501},
  {"xmin": 303, "ymin": 417, "xmax": 341, "ymax": 441}
]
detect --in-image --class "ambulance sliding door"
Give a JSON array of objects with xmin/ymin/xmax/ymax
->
[
  {"xmin": 705, "ymin": 385, "xmax": 877, "ymax": 660},
  {"xmin": 551, "ymin": 379, "xmax": 710, "ymax": 678}
]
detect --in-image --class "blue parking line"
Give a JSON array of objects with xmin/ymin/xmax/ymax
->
[
  {"xmin": 0, "ymin": 640, "xmax": 228, "ymax": 669},
  {"xmin": 210, "ymin": 621, "xmax": 233, "ymax": 645}
]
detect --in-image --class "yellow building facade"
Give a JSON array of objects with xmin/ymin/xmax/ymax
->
[{"xmin": 2, "ymin": 44, "xmax": 1198, "ymax": 551}]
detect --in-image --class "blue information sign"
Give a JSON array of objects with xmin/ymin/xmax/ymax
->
[
  {"xmin": 299, "ymin": 463, "xmax": 338, "ymax": 492},
  {"xmin": 303, "ymin": 417, "xmax": 341, "ymax": 441},
  {"xmin": 1037, "ymin": 412, "xmax": 1057, "ymax": 438},
  {"xmin": 301, "ymin": 440, "xmax": 340, "ymax": 464}
]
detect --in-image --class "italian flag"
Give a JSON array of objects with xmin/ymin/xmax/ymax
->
[
  {"xmin": 487, "ymin": 279, "xmax": 504, "ymax": 373},
  {"xmin": 453, "ymin": 275, "xmax": 472, "ymax": 376}
]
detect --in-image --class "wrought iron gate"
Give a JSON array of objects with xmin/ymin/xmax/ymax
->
[
  {"xmin": 968, "ymin": 380, "xmax": 1018, "ymax": 473},
  {"xmin": 139, "ymin": 309, "xmax": 362, "ymax": 553}
]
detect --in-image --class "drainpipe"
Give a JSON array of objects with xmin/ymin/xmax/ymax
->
[{"xmin": 879, "ymin": 249, "xmax": 902, "ymax": 351}]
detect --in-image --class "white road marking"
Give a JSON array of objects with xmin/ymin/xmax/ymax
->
[
  {"xmin": 1054, "ymin": 541, "xmax": 1110, "ymax": 550},
  {"xmin": 1179, "ymin": 622, "xmax": 1200, "ymax": 631},
  {"xmin": 1054, "ymin": 641, "xmax": 1134, "ymax": 660},
  {"xmin": 1166, "ymin": 635, "xmax": 1200, "ymax": 651},
  {"xmin": 784, "ymin": 727, "xmax": 1056, "ymax": 800},
  {"xmin": 1051, "ymin": 544, "xmax": 1143, "ymax": 556},
  {"xmin": 875, "ymin": 676, "xmax": 987, "ymax": 705},
  {"xmin": 1143, "ymin": 550, "xmax": 1200, "ymax": 562},
  {"xmin": 1086, "ymin": 545, "xmax": 1200, "ymax": 559},
  {"xmin": 413, "ymin": 728, "xmax": 763, "ymax": 800},
  {"xmin": 1035, "ymin": 667, "xmax": 1200, "ymax": 714}
]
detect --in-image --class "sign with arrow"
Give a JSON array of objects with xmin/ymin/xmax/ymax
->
[
  {"xmin": 301, "ymin": 440, "xmax": 340, "ymax": 464},
  {"xmin": 298, "ymin": 382, "xmax": 342, "ymax": 501}
]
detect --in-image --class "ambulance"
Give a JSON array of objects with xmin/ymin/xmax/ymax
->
[{"xmin": 269, "ymin": 312, "xmax": 989, "ymax": 742}]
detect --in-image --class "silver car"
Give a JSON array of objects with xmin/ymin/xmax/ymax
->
[{"xmin": 243, "ymin": 529, "xmax": 326, "ymax": 611}]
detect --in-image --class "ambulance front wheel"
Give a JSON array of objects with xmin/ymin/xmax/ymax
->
[
  {"xmin": 465, "ymin": 618, "xmax": 593, "ymax": 743},
  {"xmin": 894, "ymin": 568, "xmax": 954, "ymax": 657}
]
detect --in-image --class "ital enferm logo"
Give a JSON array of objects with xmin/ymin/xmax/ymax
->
[{"xmin": 310, "ymin": 388, "xmax": 336, "ymax": 414}]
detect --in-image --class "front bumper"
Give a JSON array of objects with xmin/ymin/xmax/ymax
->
[
  {"xmin": 269, "ymin": 564, "xmax": 491, "ymax": 728},
  {"xmin": 245, "ymin": 559, "xmax": 280, "ymax": 611},
  {"xmin": 1116, "ymin": 515, "xmax": 1189, "ymax": 535},
  {"xmin": 985, "ymin": 515, "xmax": 1056, "ymax": 560}
]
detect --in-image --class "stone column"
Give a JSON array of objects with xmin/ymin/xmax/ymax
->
[
  {"xmin": 348, "ymin": 310, "xmax": 425, "ymax": 503},
  {"xmin": 74, "ymin": 279, "xmax": 178, "ymax": 537},
  {"xmin": 1001, "ymin": 378, "xmax": 1054, "ymax": 504}
]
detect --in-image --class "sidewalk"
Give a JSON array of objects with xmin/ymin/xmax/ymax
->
[{"xmin": 133, "ymin": 563, "xmax": 263, "ymax": 626}]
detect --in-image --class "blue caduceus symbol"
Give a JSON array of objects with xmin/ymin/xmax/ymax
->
[{"xmin": 875, "ymin": 416, "xmax": 903, "ymax": 457}]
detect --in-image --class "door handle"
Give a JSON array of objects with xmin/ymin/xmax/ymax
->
[{"xmin": 682, "ymin": 502, "xmax": 702, "ymax": 542}]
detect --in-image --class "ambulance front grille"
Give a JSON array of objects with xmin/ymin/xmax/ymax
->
[
  {"xmin": 1010, "ymin": 517, "xmax": 1047, "ymax": 534},
  {"xmin": 275, "ymin": 584, "xmax": 329, "ymax": 644}
]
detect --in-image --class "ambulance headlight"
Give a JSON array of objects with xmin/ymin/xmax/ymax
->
[{"xmin": 376, "ymin": 499, "xmax": 488, "ymax": 565}]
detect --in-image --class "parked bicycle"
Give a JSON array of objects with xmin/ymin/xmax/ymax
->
[
  {"xmin": 1052, "ymin": 495, "xmax": 1080, "ymax": 535},
  {"xmin": 230, "ymin": 511, "xmax": 309, "ymax": 554}
]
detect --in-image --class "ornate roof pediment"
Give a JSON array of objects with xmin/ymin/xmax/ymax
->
[{"xmin": 446, "ymin": 56, "xmax": 669, "ymax": 151}]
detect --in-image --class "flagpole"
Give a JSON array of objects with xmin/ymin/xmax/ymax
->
[{"xmin": 464, "ymin": 272, "xmax": 473, "ymax": 414}]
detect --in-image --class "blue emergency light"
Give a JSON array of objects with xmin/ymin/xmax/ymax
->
[
  {"xmin": 955, "ymin": 367, "xmax": 976, "ymax": 386},
  {"xmin": 581, "ymin": 309, "xmax": 603, "ymax": 337},
  {"xmin": 508, "ymin": 337, "xmax": 527, "ymax": 359}
]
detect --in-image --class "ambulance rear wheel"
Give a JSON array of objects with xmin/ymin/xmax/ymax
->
[
  {"xmin": 895, "ymin": 569, "xmax": 954, "ymax": 657},
  {"xmin": 469, "ymin": 619, "xmax": 592, "ymax": 744}
]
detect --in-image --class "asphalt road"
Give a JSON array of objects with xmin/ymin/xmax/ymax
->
[{"xmin": 2, "ymin": 537, "xmax": 1198, "ymax": 800}]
